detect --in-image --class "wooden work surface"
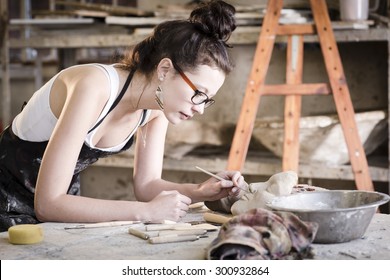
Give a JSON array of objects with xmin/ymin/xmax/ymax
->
[{"xmin": 1, "ymin": 208, "xmax": 390, "ymax": 260}]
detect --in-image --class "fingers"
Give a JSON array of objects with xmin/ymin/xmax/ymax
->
[
  {"xmin": 215, "ymin": 170, "xmax": 249, "ymax": 197},
  {"xmin": 217, "ymin": 171, "xmax": 245, "ymax": 187},
  {"xmin": 160, "ymin": 190, "xmax": 191, "ymax": 220}
]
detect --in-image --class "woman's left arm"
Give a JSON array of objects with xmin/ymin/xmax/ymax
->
[{"xmin": 132, "ymin": 112, "xmax": 246, "ymax": 203}]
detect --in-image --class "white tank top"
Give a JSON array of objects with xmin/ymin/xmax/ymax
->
[{"xmin": 12, "ymin": 63, "xmax": 150, "ymax": 152}]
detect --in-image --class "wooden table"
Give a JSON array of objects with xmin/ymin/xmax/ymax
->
[{"xmin": 1, "ymin": 208, "xmax": 390, "ymax": 260}]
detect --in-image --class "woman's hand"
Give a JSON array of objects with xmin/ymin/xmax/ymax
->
[
  {"xmin": 197, "ymin": 170, "xmax": 248, "ymax": 201},
  {"xmin": 145, "ymin": 190, "xmax": 192, "ymax": 222}
]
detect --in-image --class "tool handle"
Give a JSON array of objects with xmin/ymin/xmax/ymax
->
[
  {"xmin": 148, "ymin": 235, "xmax": 199, "ymax": 244},
  {"xmin": 158, "ymin": 229, "xmax": 206, "ymax": 236},
  {"xmin": 64, "ymin": 220, "xmax": 139, "ymax": 229},
  {"xmin": 203, "ymin": 212, "xmax": 232, "ymax": 224},
  {"xmin": 128, "ymin": 228, "xmax": 149, "ymax": 240},
  {"xmin": 145, "ymin": 223, "xmax": 191, "ymax": 231}
]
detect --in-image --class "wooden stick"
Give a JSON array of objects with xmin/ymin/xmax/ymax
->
[
  {"xmin": 64, "ymin": 220, "xmax": 140, "ymax": 230},
  {"xmin": 157, "ymin": 229, "xmax": 206, "ymax": 236},
  {"xmin": 195, "ymin": 166, "xmax": 225, "ymax": 181},
  {"xmin": 203, "ymin": 212, "xmax": 232, "ymax": 224},
  {"xmin": 195, "ymin": 166, "xmax": 250, "ymax": 193},
  {"xmin": 145, "ymin": 223, "xmax": 192, "ymax": 231},
  {"xmin": 148, "ymin": 235, "xmax": 199, "ymax": 244},
  {"xmin": 128, "ymin": 228, "xmax": 150, "ymax": 240}
]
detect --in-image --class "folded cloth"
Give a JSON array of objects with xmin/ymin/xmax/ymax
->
[{"xmin": 207, "ymin": 208, "xmax": 318, "ymax": 260}]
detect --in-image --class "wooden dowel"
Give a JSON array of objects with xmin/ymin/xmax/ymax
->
[
  {"xmin": 148, "ymin": 235, "xmax": 199, "ymax": 244},
  {"xmin": 64, "ymin": 220, "xmax": 140, "ymax": 230}
]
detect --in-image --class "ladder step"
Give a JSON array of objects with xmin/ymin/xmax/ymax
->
[
  {"xmin": 262, "ymin": 83, "xmax": 331, "ymax": 95},
  {"xmin": 276, "ymin": 24, "xmax": 316, "ymax": 35}
]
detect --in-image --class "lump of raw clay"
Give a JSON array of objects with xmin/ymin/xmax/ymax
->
[
  {"xmin": 204, "ymin": 196, "xmax": 240, "ymax": 214},
  {"xmin": 231, "ymin": 171, "xmax": 298, "ymax": 216}
]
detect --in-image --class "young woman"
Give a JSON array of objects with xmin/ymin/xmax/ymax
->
[{"xmin": 0, "ymin": 0, "xmax": 247, "ymax": 232}]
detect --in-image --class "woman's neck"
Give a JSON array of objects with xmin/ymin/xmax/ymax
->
[{"xmin": 121, "ymin": 70, "xmax": 161, "ymax": 111}]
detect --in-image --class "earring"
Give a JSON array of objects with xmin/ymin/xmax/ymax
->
[{"xmin": 155, "ymin": 85, "xmax": 164, "ymax": 110}]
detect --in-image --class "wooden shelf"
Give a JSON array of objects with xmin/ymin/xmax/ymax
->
[
  {"xmin": 94, "ymin": 152, "xmax": 389, "ymax": 183},
  {"xmin": 8, "ymin": 25, "xmax": 390, "ymax": 49}
]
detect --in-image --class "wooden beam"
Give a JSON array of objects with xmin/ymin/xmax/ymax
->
[
  {"xmin": 227, "ymin": 0, "xmax": 283, "ymax": 171},
  {"xmin": 283, "ymin": 34, "xmax": 304, "ymax": 172},
  {"xmin": 311, "ymin": 0, "xmax": 374, "ymax": 191},
  {"xmin": 0, "ymin": 0, "xmax": 11, "ymax": 127}
]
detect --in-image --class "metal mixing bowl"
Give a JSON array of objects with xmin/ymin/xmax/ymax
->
[{"xmin": 268, "ymin": 190, "xmax": 390, "ymax": 243}]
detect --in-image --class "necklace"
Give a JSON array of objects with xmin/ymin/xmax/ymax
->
[
  {"xmin": 129, "ymin": 77, "xmax": 148, "ymax": 147},
  {"xmin": 136, "ymin": 88, "xmax": 148, "ymax": 147},
  {"xmin": 139, "ymin": 121, "xmax": 148, "ymax": 148}
]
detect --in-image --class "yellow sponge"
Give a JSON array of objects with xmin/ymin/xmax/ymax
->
[{"xmin": 8, "ymin": 224, "xmax": 44, "ymax": 245}]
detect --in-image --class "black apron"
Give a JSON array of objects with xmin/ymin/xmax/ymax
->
[{"xmin": 0, "ymin": 69, "xmax": 144, "ymax": 232}]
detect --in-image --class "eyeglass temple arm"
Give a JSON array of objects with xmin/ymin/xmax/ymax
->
[
  {"xmin": 172, "ymin": 62, "xmax": 198, "ymax": 92},
  {"xmin": 179, "ymin": 72, "xmax": 198, "ymax": 92}
]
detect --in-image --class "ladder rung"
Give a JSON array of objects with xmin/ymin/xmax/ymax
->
[
  {"xmin": 261, "ymin": 83, "xmax": 331, "ymax": 95},
  {"xmin": 276, "ymin": 24, "xmax": 316, "ymax": 35}
]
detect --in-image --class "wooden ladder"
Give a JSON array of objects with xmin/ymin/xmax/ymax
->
[{"xmin": 227, "ymin": 0, "xmax": 374, "ymax": 191}]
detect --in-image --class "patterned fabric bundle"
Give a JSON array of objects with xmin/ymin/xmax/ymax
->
[{"xmin": 207, "ymin": 208, "xmax": 318, "ymax": 260}]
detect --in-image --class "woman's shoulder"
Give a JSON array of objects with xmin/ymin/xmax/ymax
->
[
  {"xmin": 60, "ymin": 63, "xmax": 112, "ymax": 80},
  {"xmin": 59, "ymin": 64, "xmax": 112, "ymax": 92},
  {"xmin": 51, "ymin": 64, "xmax": 113, "ymax": 112}
]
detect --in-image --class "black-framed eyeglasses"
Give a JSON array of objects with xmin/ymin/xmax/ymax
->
[{"xmin": 172, "ymin": 62, "xmax": 215, "ymax": 109}]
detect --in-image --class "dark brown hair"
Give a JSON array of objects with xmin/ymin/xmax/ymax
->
[{"xmin": 118, "ymin": 0, "xmax": 236, "ymax": 78}]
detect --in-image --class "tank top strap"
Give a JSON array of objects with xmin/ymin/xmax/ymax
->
[{"xmin": 88, "ymin": 68, "xmax": 135, "ymax": 134}]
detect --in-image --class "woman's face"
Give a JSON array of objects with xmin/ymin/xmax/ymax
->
[{"xmin": 162, "ymin": 64, "xmax": 225, "ymax": 124}]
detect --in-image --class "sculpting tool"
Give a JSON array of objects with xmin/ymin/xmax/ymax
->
[
  {"xmin": 157, "ymin": 229, "xmax": 207, "ymax": 236},
  {"xmin": 128, "ymin": 228, "xmax": 150, "ymax": 240},
  {"xmin": 148, "ymin": 234, "xmax": 200, "ymax": 244},
  {"xmin": 203, "ymin": 212, "xmax": 232, "ymax": 224},
  {"xmin": 64, "ymin": 220, "xmax": 140, "ymax": 230},
  {"xmin": 195, "ymin": 166, "xmax": 225, "ymax": 181},
  {"xmin": 145, "ymin": 223, "xmax": 192, "ymax": 231},
  {"xmin": 195, "ymin": 166, "xmax": 250, "ymax": 193}
]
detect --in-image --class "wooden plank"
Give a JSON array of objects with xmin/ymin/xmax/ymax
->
[
  {"xmin": 32, "ymin": 9, "xmax": 109, "ymax": 18},
  {"xmin": 9, "ymin": 33, "xmax": 148, "ymax": 48},
  {"xmin": 106, "ymin": 16, "xmax": 166, "ymax": 26},
  {"xmin": 8, "ymin": 27, "xmax": 389, "ymax": 49},
  {"xmin": 227, "ymin": 0, "xmax": 283, "ymax": 171},
  {"xmin": 261, "ymin": 83, "xmax": 330, "ymax": 95},
  {"xmin": 55, "ymin": 1, "xmax": 154, "ymax": 17},
  {"xmin": 331, "ymin": 20, "xmax": 374, "ymax": 30},
  {"xmin": 310, "ymin": 0, "xmax": 374, "ymax": 191},
  {"xmin": 283, "ymin": 35, "xmax": 304, "ymax": 172},
  {"xmin": 10, "ymin": 18, "xmax": 94, "ymax": 25},
  {"xmin": 93, "ymin": 154, "xmax": 389, "ymax": 183}
]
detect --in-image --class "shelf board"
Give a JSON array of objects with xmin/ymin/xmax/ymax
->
[
  {"xmin": 9, "ymin": 25, "xmax": 389, "ymax": 49},
  {"xmin": 93, "ymin": 153, "xmax": 389, "ymax": 183}
]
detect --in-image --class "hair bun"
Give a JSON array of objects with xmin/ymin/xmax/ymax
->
[{"xmin": 189, "ymin": 0, "xmax": 236, "ymax": 42}]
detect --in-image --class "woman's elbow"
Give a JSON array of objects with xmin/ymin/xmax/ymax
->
[
  {"xmin": 34, "ymin": 206, "xmax": 48, "ymax": 222},
  {"xmin": 134, "ymin": 188, "xmax": 148, "ymax": 202},
  {"xmin": 133, "ymin": 181, "xmax": 152, "ymax": 202},
  {"xmin": 34, "ymin": 200, "xmax": 55, "ymax": 222}
]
